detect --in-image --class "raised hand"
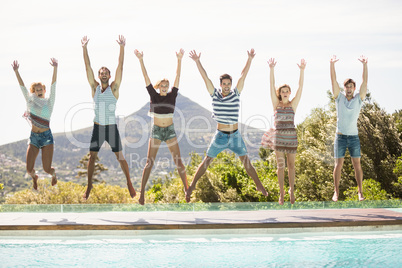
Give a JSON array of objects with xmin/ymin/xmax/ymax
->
[
  {"xmin": 11, "ymin": 60, "xmax": 19, "ymax": 71},
  {"xmin": 134, "ymin": 49, "xmax": 143, "ymax": 60},
  {"xmin": 81, "ymin": 36, "xmax": 89, "ymax": 47},
  {"xmin": 116, "ymin": 35, "xmax": 126, "ymax": 46},
  {"xmin": 358, "ymin": 55, "xmax": 368, "ymax": 64},
  {"xmin": 330, "ymin": 55, "xmax": 339, "ymax": 64},
  {"xmin": 248, "ymin": 48, "xmax": 256, "ymax": 59},
  {"xmin": 176, "ymin": 48, "xmax": 185, "ymax": 60},
  {"xmin": 50, "ymin": 58, "xmax": 58, "ymax": 67},
  {"xmin": 267, "ymin": 58, "xmax": 276, "ymax": 68},
  {"xmin": 297, "ymin": 59, "xmax": 307, "ymax": 69},
  {"xmin": 189, "ymin": 50, "xmax": 201, "ymax": 61}
]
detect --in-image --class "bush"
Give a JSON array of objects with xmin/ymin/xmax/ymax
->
[
  {"xmin": 5, "ymin": 179, "xmax": 138, "ymax": 204},
  {"xmin": 344, "ymin": 179, "xmax": 390, "ymax": 201}
]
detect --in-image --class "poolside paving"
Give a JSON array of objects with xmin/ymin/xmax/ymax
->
[{"xmin": 1, "ymin": 208, "xmax": 402, "ymax": 234}]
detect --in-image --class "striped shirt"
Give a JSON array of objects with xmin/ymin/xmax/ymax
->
[
  {"xmin": 211, "ymin": 87, "xmax": 240, "ymax": 125},
  {"xmin": 93, "ymin": 85, "xmax": 117, "ymax": 126},
  {"xmin": 21, "ymin": 82, "xmax": 56, "ymax": 129}
]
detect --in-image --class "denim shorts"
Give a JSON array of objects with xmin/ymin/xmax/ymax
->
[
  {"xmin": 151, "ymin": 124, "xmax": 176, "ymax": 142},
  {"xmin": 334, "ymin": 134, "xmax": 361, "ymax": 158},
  {"xmin": 206, "ymin": 130, "xmax": 248, "ymax": 158},
  {"xmin": 90, "ymin": 124, "xmax": 122, "ymax": 152},
  {"xmin": 28, "ymin": 129, "xmax": 54, "ymax": 149}
]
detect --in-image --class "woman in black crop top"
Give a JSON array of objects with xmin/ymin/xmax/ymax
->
[{"xmin": 134, "ymin": 48, "xmax": 189, "ymax": 205}]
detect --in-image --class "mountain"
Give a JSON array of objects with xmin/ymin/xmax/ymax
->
[{"xmin": 0, "ymin": 94, "xmax": 265, "ymax": 184}]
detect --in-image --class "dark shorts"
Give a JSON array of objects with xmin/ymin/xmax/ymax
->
[
  {"xmin": 206, "ymin": 130, "xmax": 248, "ymax": 158},
  {"xmin": 151, "ymin": 124, "xmax": 176, "ymax": 142},
  {"xmin": 89, "ymin": 124, "xmax": 122, "ymax": 152},
  {"xmin": 334, "ymin": 134, "xmax": 361, "ymax": 158},
  {"xmin": 28, "ymin": 129, "xmax": 54, "ymax": 149}
]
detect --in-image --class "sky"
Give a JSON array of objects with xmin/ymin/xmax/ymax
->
[{"xmin": 1, "ymin": 0, "xmax": 402, "ymax": 146}]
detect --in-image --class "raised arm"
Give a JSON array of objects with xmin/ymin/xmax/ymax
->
[
  {"xmin": 189, "ymin": 50, "xmax": 214, "ymax": 95},
  {"xmin": 49, "ymin": 58, "xmax": 58, "ymax": 112},
  {"xmin": 12, "ymin": 60, "xmax": 28, "ymax": 101},
  {"xmin": 268, "ymin": 58, "xmax": 279, "ymax": 109},
  {"xmin": 236, "ymin": 48, "xmax": 255, "ymax": 93},
  {"xmin": 173, "ymin": 48, "xmax": 184, "ymax": 88},
  {"xmin": 50, "ymin": 58, "xmax": 58, "ymax": 85},
  {"xmin": 134, "ymin": 49, "xmax": 151, "ymax": 86},
  {"xmin": 330, "ymin": 55, "xmax": 341, "ymax": 99},
  {"xmin": 111, "ymin": 35, "xmax": 125, "ymax": 98},
  {"xmin": 358, "ymin": 55, "xmax": 368, "ymax": 100},
  {"xmin": 81, "ymin": 36, "xmax": 98, "ymax": 97},
  {"xmin": 291, "ymin": 59, "xmax": 307, "ymax": 112},
  {"xmin": 12, "ymin": 60, "xmax": 25, "ymax": 87}
]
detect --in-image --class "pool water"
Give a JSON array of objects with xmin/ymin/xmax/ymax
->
[{"xmin": 1, "ymin": 231, "xmax": 401, "ymax": 267}]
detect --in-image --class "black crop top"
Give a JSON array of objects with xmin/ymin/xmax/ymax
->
[{"xmin": 146, "ymin": 83, "xmax": 178, "ymax": 116}]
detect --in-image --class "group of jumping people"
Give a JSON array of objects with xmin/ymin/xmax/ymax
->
[{"xmin": 12, "ymin": 35, "xmax": 368, "ymax": 204}]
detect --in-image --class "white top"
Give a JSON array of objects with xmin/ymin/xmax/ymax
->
[
  {"xmin": 336, "ymin": 93, "xmax": 363, "ymax": 135},
  {"xmin": 20, "ymin": 82, "xmax": 56, "ymax": 128}
]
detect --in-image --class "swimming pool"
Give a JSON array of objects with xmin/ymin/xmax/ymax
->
[{"xmin": 1, "ymin": 231, "xmax": 401, "ymax": 267}]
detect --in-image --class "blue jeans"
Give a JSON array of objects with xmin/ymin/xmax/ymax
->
[
  {"xmin": 334, "ymin": 134, "xmax": 361, "ymax": 158},
  {"xmin": 28, "ymin": 129, "xmax": 54, "ymax": 149},
  {"xmin": 206, "ymin": 130, "xmax": 248, "ymax": 158}
]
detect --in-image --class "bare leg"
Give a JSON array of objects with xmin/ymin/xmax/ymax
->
[
  {"xmin": 166, "ymin": 137, "xmax": 189, "ymax": 201},
  {"xmin": 186, "ymin": 156, "xmax": 214, "ymax": 202},
  {"xmin": 351, "ymin": 157, "xmax": 364, "ymax": 201},
  {"xmin": 26, "ymin": 144, "xmax": 40, "ymax": 190},
  {"xmin": 275, "ymin": 151, "xmax": 286, "ymax": 205},
  {"xmin": 41, "ymin": 144, "xmax": 57, "ymax": 186},
  {"xmin": 114, "ymin": 151, "xmax": 136, "ymax": 199},
  {"xmin": 239, "ymin": 155, "xmax": 268, "ymax": 196},
  {"xmin": 287, "ymin": 153, "xmax": 296, "ymax": 204},
  {"xmin": 139, "ymin": 138, "xmax": 161, "ymax": 205},
  {"xmin": 84, "ymin": 151, "xmax": 98, "ymax": 200},
  {"xmin": 332, "ymin": 157, "xmax": 345, "ymax": 202}
]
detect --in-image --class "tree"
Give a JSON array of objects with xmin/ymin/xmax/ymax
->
[
  {"xmin": 358, "ymin": 95, "xmax": 402, "ymax": 197},
  {"xmin": 392, "ymin": 156, "xmax": 402, "ymax": 198},
  {"xmin": 288, "ymin": 90, "xmax": 340, "ymax": 201},
  {"xmin": 76, "ymin": 152, "xmax": 108, "ymax": 183},
  {"xmin": 393, "ymin": 110, "xmax": 402, "ymax": 141}
]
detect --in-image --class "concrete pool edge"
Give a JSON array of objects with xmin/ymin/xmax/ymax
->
[
  {"xmin": 0, "ymin": 208, "xmax": 401, "ymax": 235},
  {"xmin": 1, "ymin": 225, "xmax": 401, "ymax": 237}
]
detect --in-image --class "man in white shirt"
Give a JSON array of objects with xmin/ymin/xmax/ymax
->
[{"xmin": 330, "ymin": 55, "xmax": 368, "ymax": 202}]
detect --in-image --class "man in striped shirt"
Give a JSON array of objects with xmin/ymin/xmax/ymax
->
[
  {"xmin": 81, "ymin": 35, "xmax": 136, "ymax": 200},
  {"xmin": 185, "ymin": 49, "xmax": 268, "ymax": 202}
]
